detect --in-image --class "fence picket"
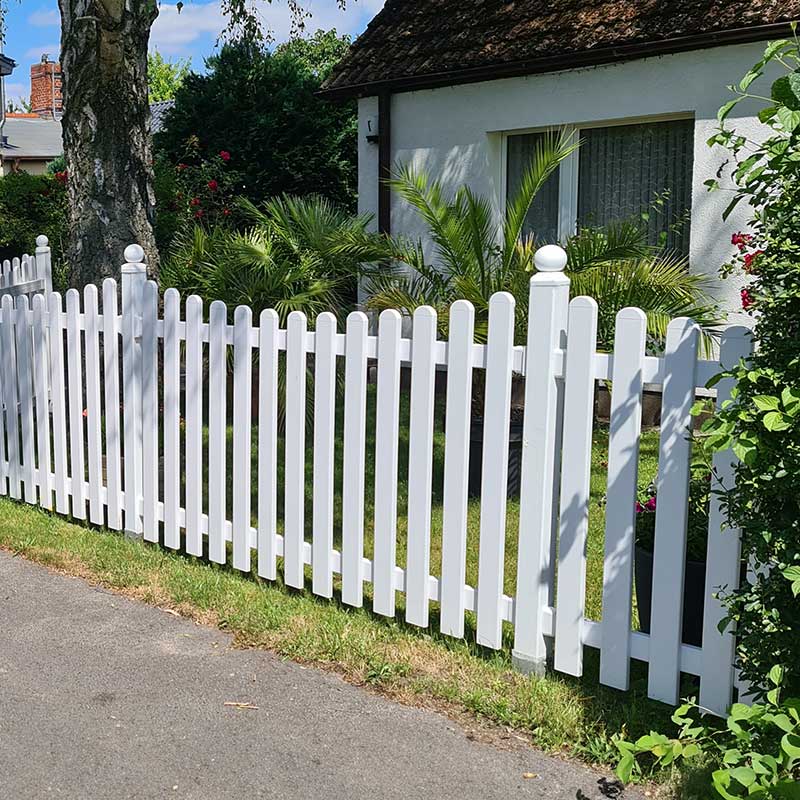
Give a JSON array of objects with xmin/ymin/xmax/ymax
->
[
  {"xmin": 312, "ymin": 312, "xmax": 337, "ymax": 598},
  {"xmin": 700, "ymin": 326, "xmax": 753, "ymax": 715},
  {"xmin": 648, "ymin": 317, "xmax": 700, "ymax": 705},
  {"xmin": 341, "ymin": 311, "xmax": 368, "ymax": 607},
  {"xmin": 66, "ymin": 290, "xmax": 86, "ymax": 519},
  {"xmin": 141, "ymin": 281, "xmax": 159, "ymax": 542},
  {"xmin": 233, "ymin": 305, "xmax": 253, "ymax": 572},
  {"xmin": 405, "ymin": 306, "xmax": 438, "ymax": 628},
  {"xmin": 284, "ymin": 311, "xmax": 308, "ymax": 589},
  {"xmin": 257, "ymin": 309, "xmax": 279, "ymax": 581},
  {"xmin": 373, "ymin": 309, "xmax": 402, "ymax": 618},
  {"xmin": 31, "ymin": 294, "xmax": 52, "ymax": 509},
  {"xmin": 440, "ymin": 300, "xmax": 474, "ymax": 638},
  {"xmin": 208, "ymin": 300, "xmax": 228, "ymax": 565},
  {"xmin": 48, "ymin": 292, "xmax": 68, "ymax": 513},
  {"xmin": 513, "ymin": 254, "xmax": 570, "ymax": 672},
  {"xmin": 83, "ymin": 286, "xmax": 104, "ymax": 524},
  {"xmin": 600, "ymin": 308, "xmax": 647, "ymax": 690},
  {"xmin": 163, "ymin": 289, "xmax": 181, "ymax": 550},
  {"xmin": 554, "ymin": 296, "xmax": 598, "ymax": 676},
  {"xmin": 0, "ymin": 303, "xmax": 7, "ymax": 497},
  {"xmin": 102, "ymin": 279, "xmax": 122, "ymax": 530},
  {"xmin": 476, "ymin": 292, "xmax": 516, "ymax": 649},
  {"xmin": 184, "ymin": 295, "xmax": 204, "ymax": 557},
  {"xmin": 2, "ymin": 295, "xmax": 20, "ymax": 500},
  {"xmin": 14, "ymin": 297, "xmax": 36, "ymax": 504}
]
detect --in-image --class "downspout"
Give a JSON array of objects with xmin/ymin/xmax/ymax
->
[{"xmin": 378, "ymin": 91, "xmax": 391, "ymax": 235}]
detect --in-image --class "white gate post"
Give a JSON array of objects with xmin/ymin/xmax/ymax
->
[
  {"xmin": 35, "ymin": 235, "xmax": 53, "ymax": 297},
  {"xmin": 513, "ymin": 245, "xmax": 570, "ymax": 675},
  {"xmin": 121, "ymin": 244, "xmax": 146, "ymax": 538}
]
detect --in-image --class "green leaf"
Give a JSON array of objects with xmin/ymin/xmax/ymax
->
[
  {"xmin": 782, "ymin": 566, "xmax": 800, "ymax": 597},
  {"xmin": 732, "ymin": 438, "xmax": 758, "ymax": 466},
  {"xmin": 772, "ymin": 71, "xmax": 800, "ymax": 111},
  {"xmin": 781, "ymin": 387, "xmax": 800, "ymax": 415},
  {"xmin": 769, "ymin": 664, "xmax": 786, "ymax": 686},
  {"xmin": 776, "ymin": 106, "xmax": 800, "ymax": 131},
  {"xmin": 758, "ymin": 105, "xmax": 778, "ymax": 124},
  {"xmin": 753, "ymin": 395, "xmax": 780, "ymax": 412},
  {"xmin": 718, "ymin": 97, "xmax": 743, "ymax": 122},
  {"xmin": 616, "ymin": 753, "xmax": 635, "ymax": 784},
  {"xmin": 729, "ymin": 766, "xmax": 756, "ymax": 787},
  {"xmin": 763, "ymin": 411, "xmax": 791, "ymax": 431},
  {"xmin": 781, "ymin": 732, "xmax": 800, "ymax": 761}
]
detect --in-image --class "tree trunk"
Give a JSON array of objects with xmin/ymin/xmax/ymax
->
[{"xmin": 58, "ymin": 0, "xmax": 160, "ymax": 286}]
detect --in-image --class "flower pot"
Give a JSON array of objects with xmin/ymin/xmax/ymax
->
[
  {"xmin": 634, "ymin": 545, "xmax": 706, "ymax": 647},
  {"xmin": 467, "ymin": 418, "xmax": 524, "ymax": 498}
]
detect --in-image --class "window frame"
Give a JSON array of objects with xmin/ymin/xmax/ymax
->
[{"xmin": 499, "ymin": 112, "xmax": 696, "ymax": 243}]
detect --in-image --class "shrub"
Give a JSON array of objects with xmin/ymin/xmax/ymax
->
[
  {"xmin": 615, "ymin": 667, "xmax": 800, "ymax": 798},
  {"xmin": 0, "ymin": 171, "xmax": 68, "ymax": 281},
  {"xmin": 154, "ymin": 34, "xmax": 357, "ymax": 214},
  {"xmin": 696, "ymin": 35, "xmax": 800, "ymax": 699}
]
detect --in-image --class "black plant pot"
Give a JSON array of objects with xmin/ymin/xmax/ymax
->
[
  {"xmin": 467, "ymin": 418, "xmax": 524, "ymax": 498},
  {"xmin": 634, "ymin": 545, "xmax": 707, "ymax": 647}
]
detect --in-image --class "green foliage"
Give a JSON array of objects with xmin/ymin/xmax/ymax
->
[
  {"xmin": 0, "ymin": 171, "xmax": 67, "ymax": 278},
  {"xmin": 615, "ymin": 669, "xmax": 800, "ymax": 798},
  {"xmin": 698, "ymin": 35, "xmax": 800, "ymax": 700},
  {"xmin": 154, "ymin": 38, "xmax": 356, "ymax": 214},
  {"xmin": 147, "ymin": 50, "xmax": 190, "ymax": 102},
  {"xmin": 365, "ymin": 132, "xmax": 720, "ymax": 348},
  {"xmin": 161, "ymin": 193, "xmax": 392, "ymax": 323}
]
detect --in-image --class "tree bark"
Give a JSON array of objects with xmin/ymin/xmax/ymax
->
[{"xmin": 58, "ymin": 0, "xmax": 160, "ymax": 285}]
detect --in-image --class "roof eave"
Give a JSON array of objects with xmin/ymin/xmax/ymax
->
[{"xmin": 319, "ymin": 21, "xmax": 795, "ymax": 100}]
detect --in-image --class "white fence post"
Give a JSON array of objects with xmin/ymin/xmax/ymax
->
[
  {"xmin": 121, "ymin": 244, "xmax": 146, "ymax": 538},
  {"xmin": 513, "ymin": 245, "xmax": 570, "ymax": 675},
  {"xmin": 35, "ymin": 235, "xmax": 53, "ymax": 298}
]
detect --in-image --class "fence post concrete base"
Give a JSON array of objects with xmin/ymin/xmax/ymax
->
[{"xmin": 511, "ymin": 649, "xmax": 548, "ymax": 677}]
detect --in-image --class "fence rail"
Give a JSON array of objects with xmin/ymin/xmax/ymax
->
[{"xmin": 0, "ymin": 242, "xmax": 752, "ymax": 715}]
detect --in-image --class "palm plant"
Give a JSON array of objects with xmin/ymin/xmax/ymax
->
[
  {"xmin": 161, "ymin": 194, "xmax": 393, "ymax": 326},
  {"xmin": 365, "ymin": 130, "xmax": 721, "ymax": 351}
]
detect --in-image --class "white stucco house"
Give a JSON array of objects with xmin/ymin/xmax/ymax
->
[{"xmin": 321, "ymin": 0, "xmax": 799, "ymax": 316}]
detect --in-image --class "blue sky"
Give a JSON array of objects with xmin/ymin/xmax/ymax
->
[{"xmin": 3, "ymin": 1, "xmax": 383, "ymax": 105}]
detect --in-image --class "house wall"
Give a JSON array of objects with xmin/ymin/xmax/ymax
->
[
  {"xmin": 1, "ymin": 159, "xmax": 51, "ymax": 176},
  {"xmin": 357, "ymin": 41, "xmax": 777, "ymax": 321}
]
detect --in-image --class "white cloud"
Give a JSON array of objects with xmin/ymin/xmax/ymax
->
[
  {"xmin": 150, "ymin": 0, "xmax": 384, "ymax": 56},
  {"xmin": 28, "ymin": 8, "xmax": 60, "ymax": 27},
  {"xmin": 25, "ymin": 44, "xmax": 61, "ymax": 60},
  {"xmin": 150, "ymin": 3, "xmax": 225, "ymax": 55}
]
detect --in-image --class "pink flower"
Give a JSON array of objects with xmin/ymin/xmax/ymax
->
[
  {"xmin": 635, "ymin": 501, "xmax": 645, "ymax": 514},
  {"xmin": 207, "ymin": 179, "xmax": 219, "ymax": 192},
  {"xmin": 222, "ymin": 208, "xmax": 231, "ymax": 216},
  {"xmin": 219, "ymin": 150, "xmax": 231, "ymax": 162},
  {"xmin": 189, "ymin": 196, "xmax": 201, "ymax": 207},
  {"xmin": 741, "ymin": 288, "xmax": 754, "ymax": 310},
  {"xmin": 645, "ymin": 497, "xmax": 656, "ymax": 512},
  {"xmin": 194, "ymin": 209, "xmax": 204, "ymax": 219}
]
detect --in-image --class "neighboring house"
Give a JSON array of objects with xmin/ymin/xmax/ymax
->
[
  {"xmin": 1, "ymin": 114, "xmax": 62, "ymax": 175},
  {"xmin": 321, "ymin": 0, "xmax": 800, "ymax": 314},
  {"xmin": 0, "ymin": 53, "xmax": 17, "ymax": 132}
]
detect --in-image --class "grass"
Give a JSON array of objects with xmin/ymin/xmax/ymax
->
[{"xmin": 0, "ymin": 383, "xmax": 688, "ymax": 776}]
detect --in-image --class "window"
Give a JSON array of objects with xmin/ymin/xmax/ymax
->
[{"xmin": 506, "ymin": 118, "xmax": 694, "ymax": 254}]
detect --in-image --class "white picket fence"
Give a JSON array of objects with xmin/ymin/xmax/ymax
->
[
  {"xmin": 0, "ymin": 242, "xmax": 752, "ymax": 715},
  {"xmin": 0, "ymin": 235, "xmax": 53, "ymax": 300}
]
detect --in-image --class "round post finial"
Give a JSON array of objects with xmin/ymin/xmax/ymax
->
[
  {"xmin": 124, "ymin": 244, "xmax": 145, "ymax": 264},
  {"xmin": 534, "ymin": 244, "xmax": 568, "ymax": 272},
  {"xmin": 35, "ymin": 235, "xmax": 49, "ymax": 249}
]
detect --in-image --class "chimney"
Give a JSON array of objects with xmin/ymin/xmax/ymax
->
[{"xmin": 30, "ymin": 55, "xmax": 63, "ymax": 119}]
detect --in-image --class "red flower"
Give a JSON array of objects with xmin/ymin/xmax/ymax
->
[
  {"xmin": 222, "ymin": 208, "xmax": 231, "ymax": 216},
  {"xmin": 731, "ymin": 232, "xmax": 752, "ymax": 251},
  {"xmin": 189, "ymin": 197, "xmax": 201, "ymax": 207},
  {"xmin": 645, "ymin": 497, "xmax": 656, "ymax": 512},
  {"xmin": 741, "ymin": 288, "xmax": 754, "ymax": 310},
  {"xmin": 743, "ymin": 250, "xmax": 764, "ymax": 273},
  {"xmin": 207, "ymin": 179, "xmax": 219, "ymax": 191},
  {"xmin": 635, "ymin": 501, "xmax": 645, "ymax": 514},
  {"xmin": 177, "ymin": 163, "xmax": 188, "ymax": 171},
  {"xmin": 219, "ymin": 150, "xmax": 231, "ymax": 162},
  {"xmin": 194, "ymin": 209, "xmax": 204, "ymax": 219},
  {"xmin": 54, "ymin": 170, "xmax": 68, "ymax": 185}
]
